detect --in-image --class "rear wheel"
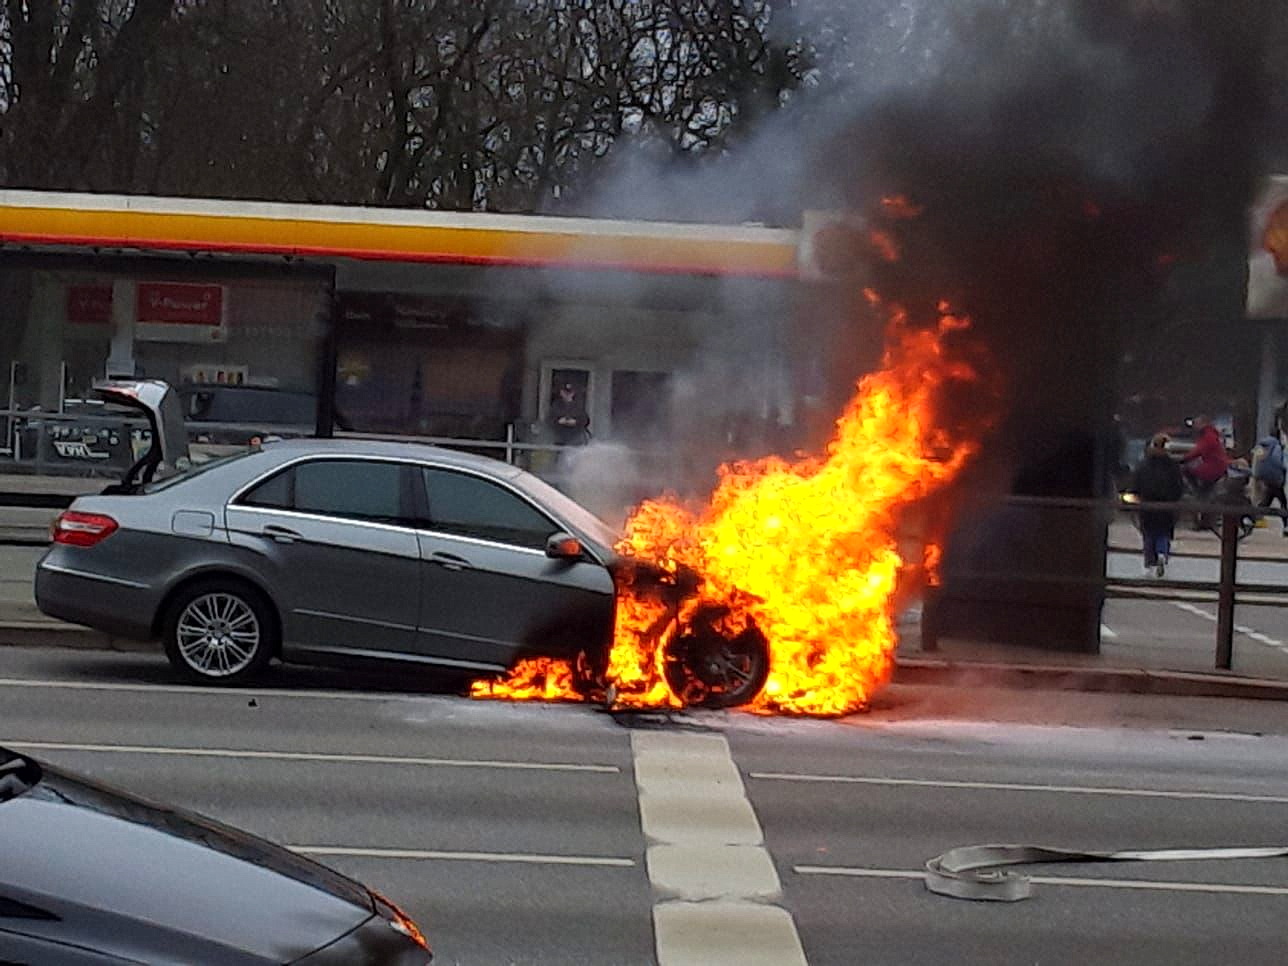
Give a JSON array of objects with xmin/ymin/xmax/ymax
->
[
  {"xmin": 162, "ymin": 579, "xmax": 277, "ymax": 685},
  {"xmin": 663, "ymin": 605, "xmax": 769, "ymax": 709}
]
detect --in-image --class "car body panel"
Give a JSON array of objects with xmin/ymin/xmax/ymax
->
[
  {"xmin": 226, "ymin": 503, "xmax": 422, "ymax": 654},
  {"xmin": 415, "ymin": 528, "xmax": 615, "ymax": 668},
  {"xmin": 0, "ymin": 753, "xmax": 382, "ymax": 964}
]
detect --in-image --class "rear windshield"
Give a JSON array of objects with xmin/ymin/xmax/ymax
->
[
  {"xmin": 0, "ymin": 750, "xmax": 39, "ymax": 802},
  {"xmin": 145, "ymin": 448, "xmax": 259, "ymax": 492}
]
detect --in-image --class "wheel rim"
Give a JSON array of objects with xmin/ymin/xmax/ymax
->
[{"xmin": 176, "ymin": 593, "xmax": 260, "ymax": 677}]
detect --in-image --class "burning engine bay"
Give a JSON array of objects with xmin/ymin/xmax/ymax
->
[{"xmin": 472, "ymin": 294, "xmax": 986, "ymax": 717}]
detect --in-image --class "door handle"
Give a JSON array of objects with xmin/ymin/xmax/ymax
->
[
  {"xmin": 262, "ymin": 525, "xmax": 301, "ymax": 544},
  {"xmin": 429, "ymin": 551, "xmax": 472, "ymax": 572}
]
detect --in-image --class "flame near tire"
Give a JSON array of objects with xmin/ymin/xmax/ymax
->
[{"xmin": 472, "ymin": 295, "xmax": 988, "ymax": 716}]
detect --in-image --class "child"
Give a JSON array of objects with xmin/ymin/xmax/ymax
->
[{"xmin": 1130, "ymin": 433, "xmax": 1185, "ymax": 577}]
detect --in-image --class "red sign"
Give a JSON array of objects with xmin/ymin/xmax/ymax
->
[
  {"xmin": 136, "ymin": 282, "xmax": 224, "ymax": 325},
  {"xmin": 66, "ymin": 285, "xmax": 113, "ymax": 325}
]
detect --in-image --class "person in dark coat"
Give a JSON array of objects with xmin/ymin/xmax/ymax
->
[
  {"xmin": 1130, "ymin": 433, "xmax": 1185, "ymax": 577},
  {"xmin": 548, "ymin": 383, "xmax": 589, "ymax": 447}
]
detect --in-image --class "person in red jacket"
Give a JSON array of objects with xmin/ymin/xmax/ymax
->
[{"xmin": 1180, "ymin": 415, "xmax": 1229, "ymax": 498}]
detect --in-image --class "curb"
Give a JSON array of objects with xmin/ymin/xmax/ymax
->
[
  {"xmin": 894, "ymin": 657, "xmax": 1288, "ymax": 702},
  {"xmin": 0, "ymin": 623, "xmax": 151, "ymax": 652}
]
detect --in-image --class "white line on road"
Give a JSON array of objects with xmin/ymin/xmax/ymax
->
[
  {"xmin": 794, "ymin": 865, "xmax": 1288, "ymax": 897},
  {"xmin": 291, "ymin": 846, "xmax": 634, "ymax": 867},
  {"xmin": 0, "ymin": 676, "xmax": 447, "ymax": 701},
  {"xmin": 1171, "ymin": 602, "xmax": 1288, "ymax": 650},
  {"xmin": 750, "ymin": 772, "xmax": 1288, "ymax": 804},
  {"xmin": 633, "ymin": 732, "xmax": 807, "ymax": 966},
  {"xmin": 4, "ymin": 740, "xmax": 619, "ymax": 774}
]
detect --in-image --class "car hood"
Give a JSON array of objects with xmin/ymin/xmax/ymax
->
[{"xmin": 0, "ymin": 756, "xmax": 374, "ymax": 964}]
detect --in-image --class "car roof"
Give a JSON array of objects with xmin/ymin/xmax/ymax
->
[{"xmin": 261, "ymin": 436, "xmax": 524, "ymax": 477}]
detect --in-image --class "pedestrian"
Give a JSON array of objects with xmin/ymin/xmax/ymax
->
[
  {"xmin": 1179, "ymin": 415, "xmax": 1229, "ymax": 499},
  {"xmin": 548, "ymin": 382, "xmax": 590, "ymax": 447},
  {"xmin": 1254, "ymin": 429, "xmax": 1288, "ymax": 536},
  {"xmin": 1129, "ymin": 433, "xmax": 1185, "ymax": 577}
]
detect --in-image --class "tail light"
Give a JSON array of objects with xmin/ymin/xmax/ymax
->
[{"xmin": 51, "ymin": 511, "xmax": 119, "ymax": 547}]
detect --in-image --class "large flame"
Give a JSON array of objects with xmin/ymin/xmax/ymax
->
[{"xmin": 472, "ymin": 297, "xmax": 985, "ymax": 716}]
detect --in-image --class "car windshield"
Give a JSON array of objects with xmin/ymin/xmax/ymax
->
[
  {"xmin": 507, "ymin": 468, "xmax": 621, "ymax": 552},
  {"xmin": 144, "ymin": 448, "xmax": 259, "ymax": 492},
  {"xmin": 0, "ymin": 750, "xmax": 39, "ymax": 802}
]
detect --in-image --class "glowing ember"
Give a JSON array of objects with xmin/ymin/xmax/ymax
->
[{"xmin": 473, "ymin": 296, "xmax": 987, "ymax": 716}]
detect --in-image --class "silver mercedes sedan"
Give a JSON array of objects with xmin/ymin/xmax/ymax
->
[{"xmin": 34, "ymin": 382, "xmax": 622, "ymax": 687}]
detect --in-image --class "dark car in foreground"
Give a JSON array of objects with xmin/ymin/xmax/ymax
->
[
  {"xmin": 33, "ymin": 380, "xmax": 769, "ymax": 708},
  {"xmin": 0, "ymin": 745, "xmax": 430, "ymax": 963}
]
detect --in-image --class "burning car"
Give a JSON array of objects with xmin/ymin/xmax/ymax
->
[{"xmin": 33, "ymin": 380, "xmax": 771, "ymax": 708}]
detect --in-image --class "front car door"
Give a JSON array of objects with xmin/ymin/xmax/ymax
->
[
  {"xmin": 224, "ymin": 458, "xmax": 422, "ymax": 659},
  {"xmin": 412, "ymin": 465, "xmax": 615, "ymax": 671}
]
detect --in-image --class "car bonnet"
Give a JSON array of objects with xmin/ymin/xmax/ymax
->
[{"xmin": 0, "ymin": 759, "xmax": 374, "ymax": 962}]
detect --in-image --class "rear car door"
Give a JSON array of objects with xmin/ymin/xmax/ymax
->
[
  {"xmin": 413, "ymin": 466, "xmax": 615, "ymax": 670},
  {"xmin": 224, "ymin": 458, "xmax": 422, "ymax": 657}
]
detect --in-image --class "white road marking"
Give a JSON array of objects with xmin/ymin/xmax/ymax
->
[
  {"xmin": 3, "ymin": 740, "xmax": 619, "ymax": 774},
  {"xmin": 0, "ymin": 676, "xmax": 447, "ymax": 701},
  {"xmin": 794, "ymin": 865, "xmax": 1288, "ymax": 896},
  {"xmin": 1171, "ymin": 601, "xmax": 1287, "ymax": 649},
  {"xmin": 750, "ymin": 772, "xmax": 1288, "ymax": 804},
  {"xmin": 292, "ymin": 846, "xmax": 634, "ymax": 867},
  {"xmin": 633, "ymin": 732, "xmax": 807, "ymax": 966},
  {"xmin": 1099, "ymin": 623, "xmax": 1118, "ymax": 639}
]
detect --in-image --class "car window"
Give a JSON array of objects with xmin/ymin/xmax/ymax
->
[
  {"xmin": 293, "ymin": 460, "xmax": 406, "ymax": 522},
  {"xmin": 422, "ymin": 467, "xmax": 557, "ymax": 549},
  {"xmin": 240, "ymin": 466, "xmax": 294, "ymax": 509}
]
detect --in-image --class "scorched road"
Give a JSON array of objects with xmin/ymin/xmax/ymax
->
[{"xmin": 5, "ymin": 645, "xmax": 1288, "ymax": 965}]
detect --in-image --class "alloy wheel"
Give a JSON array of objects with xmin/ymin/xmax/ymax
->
[{"xmin": 175, "ymin": 592, "xmax": 262, "ymax": 677}]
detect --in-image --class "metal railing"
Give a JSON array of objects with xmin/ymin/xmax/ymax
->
[{"xmin": 920, "ymin": 491, "xmax": 1288, "ymax": 672}]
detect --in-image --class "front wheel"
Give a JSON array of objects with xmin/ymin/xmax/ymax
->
[
  {"xmin": 162, "ymin": 579, "xmax": 277, "ymax": 685},
  {"xmin": 663, "ymin": 605, "xmax": 769, "ymax": 709}
]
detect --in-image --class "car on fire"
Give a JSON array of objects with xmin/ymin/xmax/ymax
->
[
  {"xmin": 0, "ymin": 744, "xmax": 431, "ymax": 963},
  {"xmin": 34, "ymin": 381, "xmax": 769, "ymax": 708}
]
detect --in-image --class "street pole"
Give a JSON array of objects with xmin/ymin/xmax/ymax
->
[{"xmin": 1214, "ymin": 512, "xmax": 1238, "ymax": 670}]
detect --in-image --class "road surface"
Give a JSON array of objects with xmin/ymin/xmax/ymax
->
[{"xmin": 5, "ymin": 645, "xmax": 1288, "ymax": 965}]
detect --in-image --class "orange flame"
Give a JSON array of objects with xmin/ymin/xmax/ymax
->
[{"xmin": 474, "ymin": 300, "xmax": 986, "ymax": 716}]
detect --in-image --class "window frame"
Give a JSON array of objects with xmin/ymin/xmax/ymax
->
[
  {"xmin": 235, "ymin": 456, "xmax": 419, "ymax": 526},
  {"xmin": 413, "ymin": 464, "xmax": 562, "ymax": 551}
]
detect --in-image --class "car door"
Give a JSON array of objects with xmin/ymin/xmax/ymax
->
[
  {"xmin": 412, "ymin": 465, "xmax": 615, "ymax": 670},
  {"xmin": 224, "ymin": 458, "xmax": 422, "ymax": 657}
]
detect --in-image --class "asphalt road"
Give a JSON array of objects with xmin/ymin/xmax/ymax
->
[{"xmin": 6, "ymin": 645, "xmax": 1288, "ymax": 965}]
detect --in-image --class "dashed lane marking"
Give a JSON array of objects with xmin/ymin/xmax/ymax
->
[
  {"xmin": 3, "ymin": 740, "xmax": 619, "ymax": 774},
  {"xmin": 749, "ymin": 772, "xmax": 1288, "ymax": 804},
  {"xmin": 292, "ymin": 846, "xmax": 634, "ymax": 867},
  {"xmin": 794, "ymin": 865, "xmax": 1288, "ymax": 896}
]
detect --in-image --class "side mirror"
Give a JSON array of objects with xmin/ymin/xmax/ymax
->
[{"xmin": 545, "ymin": 532, "xmax": 583, "ymax": 560}]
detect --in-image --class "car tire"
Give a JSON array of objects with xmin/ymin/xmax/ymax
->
[
  {"xmin": 162, "ymin": 578, "xmax": 277, "ymax": 685},
  {"xmin": 663, "ymin": 606, "xmax": 770, "ymax": 709}
]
